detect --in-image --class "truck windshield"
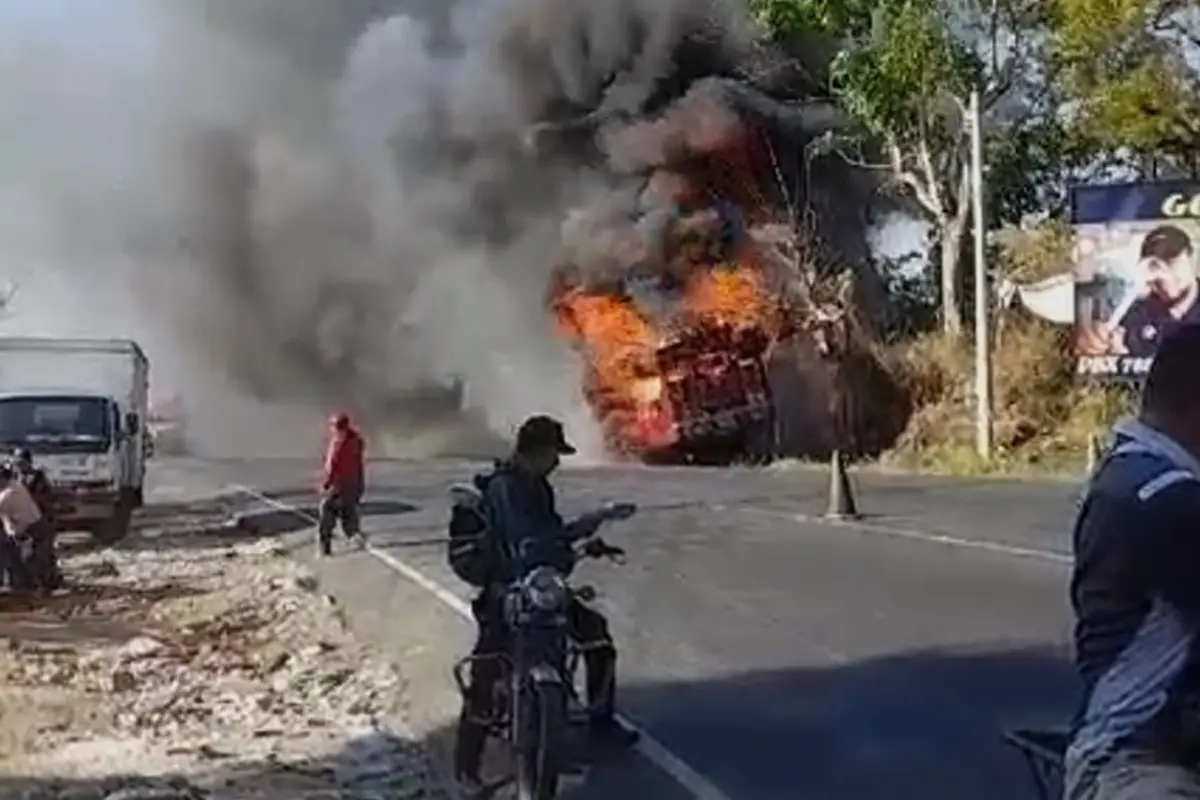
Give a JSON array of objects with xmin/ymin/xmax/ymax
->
[{"xmin": 0, "ymin": 396, "xmax": 112, "ymax": 454}]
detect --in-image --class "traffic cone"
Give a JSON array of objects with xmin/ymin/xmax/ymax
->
[
  {"xmin": 1086, "ymin": 434, "xmax": 1103, "ymax": 474},
  {"xmin": 825, "ymin": 449, "xmax": 859, "ymax": 520}
]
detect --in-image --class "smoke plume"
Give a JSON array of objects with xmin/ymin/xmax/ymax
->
[{"xmin": 0, "ymin": 0, "xmax": 867, "ymax": 459}]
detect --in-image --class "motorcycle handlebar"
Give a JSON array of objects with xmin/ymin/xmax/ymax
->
[{"xmin": 579, "ymin": 538, "xmax": 626, "ymax": 562}]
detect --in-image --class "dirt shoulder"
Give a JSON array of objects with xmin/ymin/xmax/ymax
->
[{"xmin": 0, "ymin": 530, "xmax": 449, "ymax": 799}]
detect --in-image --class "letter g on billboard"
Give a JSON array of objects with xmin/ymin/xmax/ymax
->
[{"xmin": 1161, "ymin": 193, "xmax": 1200, "ymax": 217}]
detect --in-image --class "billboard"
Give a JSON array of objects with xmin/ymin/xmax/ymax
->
[{"xmin": 1072, "ymin": 182, "xmax": 1200, "ymax": 379}]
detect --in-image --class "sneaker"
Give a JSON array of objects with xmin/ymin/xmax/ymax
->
[
  {"xmin": 351, "ymin": 533, "xmax": 368, "ymax": 551},
  {"xmin": 316, "ymin": 541, "xmax": 332, "ymax": 558}
]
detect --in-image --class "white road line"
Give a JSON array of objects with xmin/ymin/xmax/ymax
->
[
  {"xmin": 226, "ymin": 484, "xmax": 735, "ymax": 800},
  {"xmin": 729, "ymin": 506, "xmax": 1072, "ymax": 565}
]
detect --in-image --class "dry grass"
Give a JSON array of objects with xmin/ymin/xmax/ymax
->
[
  {"xmin": 880, "ymin": 317, "xmax": 1133, "ymax": 476},
  {"xmin": 864, "ymin": 221, "xmax": 1134, "ymax": 477}
]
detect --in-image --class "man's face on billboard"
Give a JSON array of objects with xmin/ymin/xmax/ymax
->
[{"xmin": 1146, "ymin": 248, "xmax": 1197, "ymax": 304}]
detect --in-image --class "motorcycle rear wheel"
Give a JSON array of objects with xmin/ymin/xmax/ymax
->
[{"xmin": 515, "ymin": 680, "xmax": 567, "ymax": 800}]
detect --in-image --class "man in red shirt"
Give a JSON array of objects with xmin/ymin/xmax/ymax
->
[{"xmin": 318, "ymin": 412, "xmax": 366, "ymax": 556}]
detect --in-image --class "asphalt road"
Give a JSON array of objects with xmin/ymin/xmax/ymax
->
[{"xmin": 142, "ymin": 457, "xmax": 1081, "ymax": 800}]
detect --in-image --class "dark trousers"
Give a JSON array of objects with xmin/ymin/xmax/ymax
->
[
  {"xmin": 29, "ymin": 520, "xmax": 60, "ymax": 591},
  {"xmin": 0, "ymin": 520, "xmax": 57, "ymax": 593},
  {"xmin": 453, "ymin": 592, "xmax": 618, "ymax": 777},
  {"xmin": 317, "ymin": 488, "xmax": 362, "ymax": 552},
  {"xmin": 0, "ymin": 534, "xmax": 27, "ymax": 591}
]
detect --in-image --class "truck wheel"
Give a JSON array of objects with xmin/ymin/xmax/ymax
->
[{"xmin": 91, "ymin": 504, "xmax": 133, "ymax": 545}]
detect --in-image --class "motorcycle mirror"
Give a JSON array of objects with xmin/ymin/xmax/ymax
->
[
  {"xmin": 602, "ymin": 501, "xmax": 637, "ymax": 521},
  {"xmin": 575, "ymin": 586, "xmax": 597, "ymax": 602}
]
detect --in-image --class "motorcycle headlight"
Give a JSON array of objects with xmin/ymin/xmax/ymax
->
[{"xmin": 522, "ymin": 566, "xmax": 569, "ymax": 612}]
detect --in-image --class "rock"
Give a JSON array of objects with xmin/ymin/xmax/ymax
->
[
  {"xmin": 109, "ymin": 665, "xmax": 137, "ymax": 693},
  {"xmin": 294, "ymin": 573, "xmax": 320, "ymax": 593},
  {"xmin": 90, "ymin": 560, "xmax": 120, "ymax": 578},
  {"xmin": 118, "ymin": 637, "xmax": 166, "ymax": 661}
]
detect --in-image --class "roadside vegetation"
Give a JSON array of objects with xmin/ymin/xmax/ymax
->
[{"xmin": 751, "ymin": 0, "xmax": 1198, "ymax": 476}]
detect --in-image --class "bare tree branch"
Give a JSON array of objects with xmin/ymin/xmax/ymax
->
[{"xmin": 888, "ymin": 138, "xmax": 946, "ymax": 222}]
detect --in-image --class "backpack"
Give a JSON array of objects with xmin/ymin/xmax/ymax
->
[{"xmin": 447, "ymin": 470, "xmax": 500, "ymax": 587}]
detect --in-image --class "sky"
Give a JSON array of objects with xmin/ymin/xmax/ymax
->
[{"xmin": 0, "ymin": 0, "xmax": 142, "ymax": 45}]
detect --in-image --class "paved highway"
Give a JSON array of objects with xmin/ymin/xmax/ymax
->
[{"xmin": 142, "ymin": 457, "xmax": 1081, "ymax": 800}]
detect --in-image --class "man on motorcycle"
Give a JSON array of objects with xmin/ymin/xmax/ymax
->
[{"xmin": 453, "ymin": 414, "xmax": 638, "ymax": 792}]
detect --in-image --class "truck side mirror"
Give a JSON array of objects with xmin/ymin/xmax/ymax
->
[{"xmin": 125, "ymin": 412, "xmax": 139, "ymax": 435}]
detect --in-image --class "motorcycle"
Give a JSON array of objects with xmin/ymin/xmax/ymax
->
[{"xmin": 451, "ymin": 494, "xmax": 635, "ymax": 800}]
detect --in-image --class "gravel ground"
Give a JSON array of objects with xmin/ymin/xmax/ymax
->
[{"xmin": 0, "ymin": 530, "xmax": 449, "ymax": 800}]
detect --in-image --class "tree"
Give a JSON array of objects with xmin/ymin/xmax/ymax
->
[
  {"xmin": 1051, "ymin": 0, "xmax": 1200, "ymax": 176},
  {"xmin": 753, "ymin": 0, "xmax": 1050, "ymax": 336}
]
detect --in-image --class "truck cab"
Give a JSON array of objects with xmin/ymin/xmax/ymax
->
[
  {"xmin": 0, "ymin": 390, "xmax": 144, "ymax": 541},
  {"xmin": 0, "ymin": 338, "xmax": 150, "ymax": 543}
]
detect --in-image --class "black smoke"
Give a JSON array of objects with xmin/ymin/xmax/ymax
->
[{"xmin": 2, "ymin": 0, "xmax": 876, "ymax": 457}]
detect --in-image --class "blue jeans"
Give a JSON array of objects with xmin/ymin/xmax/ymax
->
[{"xmin": 1067, "ymin": 750, "xmax": 1200, "ymax": 799}]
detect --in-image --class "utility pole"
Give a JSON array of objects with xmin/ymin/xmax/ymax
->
[{"xmin": 969, "ymin": 89, "xmax": 993, "ymax": 460}]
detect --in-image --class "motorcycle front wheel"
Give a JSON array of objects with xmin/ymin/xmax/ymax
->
[{"xmin": 515, "ymin": 680, "xmax": 567, "ymax": 800}]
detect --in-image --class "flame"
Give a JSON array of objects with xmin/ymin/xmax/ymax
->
[
  {"xmin": 683, "ymin": 267, "xmax": 773, "ymax": 328},
  {"xmin": 552, "ymin": 259, "xmax": 780, "ymax": 456},
  {"xmin": 548, "ymin": 110, "xmax": 790, "ymax": 459}
]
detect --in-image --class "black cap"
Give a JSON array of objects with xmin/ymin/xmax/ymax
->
[
  {"xmin": 516, "ymin": 415, "xmax": 577, "ymax": 455},
  {"xmin": 1140, "ymin": 225, "xmax": 1193, "ymax": 261}
]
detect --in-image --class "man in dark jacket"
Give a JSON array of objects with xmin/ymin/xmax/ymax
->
[
  {"xmin": 452, "ymin": 415, "xmax": 637, "ymax": 793},
  {"xmin": 1065, "ymin": 324, "xmax": 1200, "ymax": 799},
  {"xmin": 317, "ymin": 413, "xmax": 366, "ymax": 556},
  {"xmin": 12, "ymin": 449, "xmax": 60, "ymax": 592}
]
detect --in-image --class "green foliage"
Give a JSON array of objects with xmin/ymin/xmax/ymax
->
[
  {"xmin": 985, "ymin": 118, "xmax": 1075, "ymax": 223},
  {"xmin": 829, "ymin": 2, "xmax": 981, "ymax": 143},
  {"xmin": 1050, "ymin": 0, "xmax": 1200, "ymax": 161},
  {"xmin": 749, "ymin": 0, "xmax": 876, "ymax": 41},
  {"xmin": 752, "ymin": 0, "xmax": 983, "ymax": 143}
]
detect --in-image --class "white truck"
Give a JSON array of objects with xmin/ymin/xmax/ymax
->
[{"xmin": 0, "ymin": 337, "xmax": 150, "ymax": 543}]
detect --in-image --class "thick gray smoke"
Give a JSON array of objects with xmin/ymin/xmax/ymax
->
[{"xmin": 0, "ymin": 0, "xmax": 865, "ymax": 459}]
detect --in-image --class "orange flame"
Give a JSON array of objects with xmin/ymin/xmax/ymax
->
[
  {"xmin": 548, "ymin": 111, "xmax": 788, "ymax": 459},
  {"xmin": 552, "ymin": 258, "xmax": 780, "ymax": 456},
  {"xmin": 683, "ymin": 266, "xmax": 773, "ymax": 329}
]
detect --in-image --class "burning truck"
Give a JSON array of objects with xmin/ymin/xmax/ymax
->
[
  {"xmin": 552, "ymin": 262, "xmax": 787, "ymax": 464},
  {"xmin": 545, "ymin": 89, "xmax": 808, "ymax": 465}
]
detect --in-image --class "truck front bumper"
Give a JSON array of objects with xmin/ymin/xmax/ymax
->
[{"xmin": 53, "ymin": 485, "xmax": 121, "ymax": 522}]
